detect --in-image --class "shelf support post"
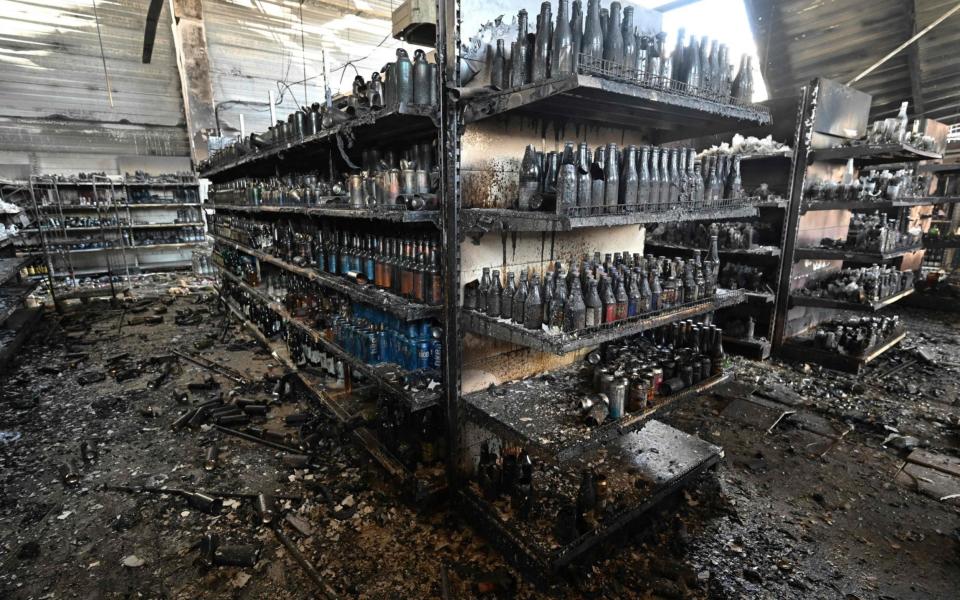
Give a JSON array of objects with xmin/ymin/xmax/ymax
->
[{"xmin": 438, "ymin": 0, "xmax": 466, "ymax": 485}]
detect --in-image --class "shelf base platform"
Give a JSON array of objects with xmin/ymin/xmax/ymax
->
[
  {"xmin": 793, "ymin": 245, "xmax": 922, "ymax": 262},
  {"xmin": 459, "ymin": 420, "xmax": 721, "ymax": 578},
  {"xmin": 810, "ymin": 142, "xmax": 942, "ymax": 165},
  {"xmin": 460, "ymin": 72, "xmax": 771, "ymax": 137},
  {"xmin": 789, "ymin": 287, "xmax": 915, "ymax": 312},
  {"xmin": 465, "ymin": 367, "xmax": 729, "ymax": 462},
  {"xmin": 461, "ymin": 203, "xmax": 759, "ymax": 233},
  {"xmin": 201, "ymin": 105, "xmax": 438, "ymax": 180},
  {"xmin": 645, "ymin": 241, "xmax": 782, "ymax": 260},
  {"xmin": 211, "ymin": 203, "xmax": 440, "ymax": 225},
  {"xmin": 777, "ymin": 326, "xmax": 907, "ymax": 374},
  {"xmin": 800, "ymin": 196, "xmax": 960, "ymax": 213}
]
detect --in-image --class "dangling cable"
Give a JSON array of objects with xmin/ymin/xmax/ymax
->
[
  {"xmin": 300, "ymin": 0, "xmax": 308, "ymax": 107},
  {"xmin": 91, "ymin": 0, "xmax": 114, "ymax": 108}
]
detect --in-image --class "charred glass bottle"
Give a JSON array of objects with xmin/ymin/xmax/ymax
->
[
  {"xmin": 552, "ymin": 0, "xmax": 574, "ymax": 74},
  {"xmin": 725, "ymin": 155, "xmax": 743, "ymax": 200},
  {"xmin": 428, "ymin": 241, "xmax": 442, "ymax": 305},
  {"xmin": 672, "ymin": 28, "xmax": 686, "ymax": 82},
  {"xmin": 479, "ymin": 266, "xmax": 491, "ymax": 313},
  {"xmin": 686, "ymin": 37, "xmax": 701, "ymax": 88},
  {"xmin": 544, "ymin": 151, "xmax": 560, "ymax": 195},
  {"xmin": 511, "ymin": 10, "xmax": 530, "ymax": 87},
  {"xmin": 650, "ymin": 270, "xmax": 662, "ymax": 310},
  {"xmin": 621, "ymin": 6, "xmax": 636, "ymax": 75},
  {"xmin": 487, "ymin": 269, "xmax": 503, "ymax": 317},
  {"xmin": 638, "ymin": 146, "xmax": 652, "ymax": 211},
  {"xmin": 564, "ymin": 270, "xmax": 586, "ymax": 331},
  {"xmin": 576, "ymin": 143, "xmax": 592, "ymax": 209},
  {"xmin": 524, "ymin": 274, "xmax": 543, "ymax": 330},
  {"xmin": 533, "ymin": 2, "xmax": 552, "ymax": 81},
  {"xmin": 604, "ymin": 143, "xmax": 619, "ymax": 213},
  {"xmin": 584, "ymin": 278, "xmax": 602, "ymax": 327},
  {"xmin": 550, "ymin": 269, "xmax": 567, "ymax": 331},
  {"xmin": 668, "ymin": 148, "xmax": 680, "ymax": 205},
  {"xmin": 627, "ymin": 270, "xmax": 641, "ymax": 316},
  {"xmin": 491, "ymin": 39, "xmax": 507, "ymax": 89},
  {"xmin": 614, "ymin": 275, "xmax": 628, "ymax": 320},
  {"xmin": 513, "ymin": 270, "xmax": 528, "ymax": 325},
  {"xmin": 518, "ymin": 145, "xmax": 540, "ymax": 211},
  {"xmin": 658, "ymin": 146, "xmax": 671, "ymax": 208},
  {"xmin": 582, "ymin": 0, "xmax": 604, "ymax": 62},
  {"xmin": 619, "ymin": 145, "xmax": 639, "ymax": 211},
  {"xmin": 571, "ymin": 1, "xmax": 584, "ymax": 71},
  {"xmin": 502, "ymin": 271, "xmax": 516, "ymax": 320},
  {"xmin": 649, "ymin": 147, "xmax": 662, "ymax": 211},
  {"xmin": 639, "ymin": 269, "xmax": 652, "ymax": 312},
  {"xmin": 603, "ymin": 2, "xmax": 623, "ymax": 63}
]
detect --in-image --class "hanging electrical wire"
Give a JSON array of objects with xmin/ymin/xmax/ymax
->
[{"xmin": 90, "ymin": 0, "xmax": 114, "ymax": 108}]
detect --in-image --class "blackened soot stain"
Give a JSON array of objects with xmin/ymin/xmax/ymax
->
[
  {"xmin": 549, "ymin": 230, "xmax": 557, "ymax": 262},
  {"xmin": 511, "ymin": 231, "xmax": 518, "ymax": 261},
  {"xmin": 501, "ymin": 232, "xmax": 508, "ymax": 270}
]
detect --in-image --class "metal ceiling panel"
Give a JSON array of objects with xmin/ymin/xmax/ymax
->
[
  {"xmin": 0, "ymin": 0, "xmax": 189, "ymax": 172},
  {"xmin": 204, "ymin": 0, "xmax": 415, "ymax": 135},
  {"xmin": 746, "ymin": 0, "xmax": 960, "ymax": 125}
]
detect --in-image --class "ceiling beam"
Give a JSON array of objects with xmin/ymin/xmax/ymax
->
[
  {"xmin": 143, "ymin": 0, "xmax": 164, "ymax": 63},
  {"xmin": 905, "ymin": 0, "xmax": 926, "ymax": 114}
]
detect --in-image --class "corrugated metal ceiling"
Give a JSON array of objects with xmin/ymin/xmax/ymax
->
[
  {"xmin": 745, "ymin": 0, "xmax": 960, "ymax": 125},
  {"xmin": 205, "ymin": 0, "xmax": 412, "ymax": 135}
]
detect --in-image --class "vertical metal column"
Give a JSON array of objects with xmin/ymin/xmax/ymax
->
[
  {"xmin": 772, "ymin": 81, "xmax": 817, "ymax": 350},
  {"xmin": 25, "ymin": 179, "xmax": 62, "ymax": 313},
  {"xmin": 437, "ymin": 0, "xmax": 465, "ymax": 483}
]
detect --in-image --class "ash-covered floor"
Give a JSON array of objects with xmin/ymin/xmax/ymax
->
[{"xmin": 1, "ymin": 285, "xmax": 959, "ymax": 599}]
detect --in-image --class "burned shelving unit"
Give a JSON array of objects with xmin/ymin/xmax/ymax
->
[
  {"xmin": 199, "ymin": 50, "xmax": 448, "ymax": 496},
  {"xmin": 19, "ymin": 174, "xmax": 204, "ymax": 279},
  {"xmin": 771, "ymin": 77, "xmax": 948, "ymax": 370},
  {"xmin": 640, "ymin": 146, "xmax": 795, "ymax": 361},
  {"xmin": 445, "ymin": 0, "xmax": 771, "ymax": 579},
  {"xmin": 202, "ymin": 0, "xmax": 774, "ymax": 581}
]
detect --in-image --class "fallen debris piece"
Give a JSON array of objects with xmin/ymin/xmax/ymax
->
[{"xmin": 121, "ymin": 555, "xmax": 145, "ymax": 568}]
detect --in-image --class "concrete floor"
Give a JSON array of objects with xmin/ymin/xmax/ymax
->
[{"xmin": 1, "ymin": 290, "xmax": 958, "ymax": 599}]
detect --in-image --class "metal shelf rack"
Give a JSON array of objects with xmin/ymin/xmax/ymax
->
[{"xmin": 771, "ymin": 77, "xmax": 946, "ymax": 368}]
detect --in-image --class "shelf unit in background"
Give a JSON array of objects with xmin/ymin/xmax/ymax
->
[
  {"xmin": 19, "ymin": 176, "xmax": 205, "ymax": 279},
  {"xmin": 642, "ymin": 150, "xmax": 795, "ymax": 360},
  {"xmin": 771, "ymin": 77, "xmax": 948, "ymax": 370}
]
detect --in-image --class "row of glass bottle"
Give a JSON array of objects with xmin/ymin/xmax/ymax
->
[
  {"xmin": 588, "ymin": 319, "xmax": 725, "ymax": 417},
  {"xmin": 46, "ymin": 226, "xmax": 205, "ymax": 251},
  {"xmin": 210, "ymin": 214, "xmax": 443, "ymax": 306},
  {"xmin": 464, "ymin": 252, "xmax": 719, "ymax": 333},
  {"xmin": 207, "ymin": 45, "xmax": 437, "ymax": 167},
  {"xmin": 805, "ymin": 164, "xmax": 936, "ymax": 203},
  {"xmin": 36, "ymin": 187, "xmax": 199, "ymax": 208},
  {"xmin": 517, "ymin": 142, "xmax": 743, "ymax": 213},
  {"xmin": 224, "ymin": 271, "xmax": 442, "ymax": 375},
  {"xmin": 798, "ymin": 265, "xmax": 914, "ymax": 304},
  {"xmin": 210, "ymin": 141, "xmax": 436, "ymax": 207},
  {"xmin": 843, "ymin": 212, "xmax": 920, "ymax": 253},
  {"xmin": 649, "ymin": 221, "xmax": 765, "ymax": 251},
  {"xmin": 492, "ymin": 0, "xmax": 754, "ymax": 102}
]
